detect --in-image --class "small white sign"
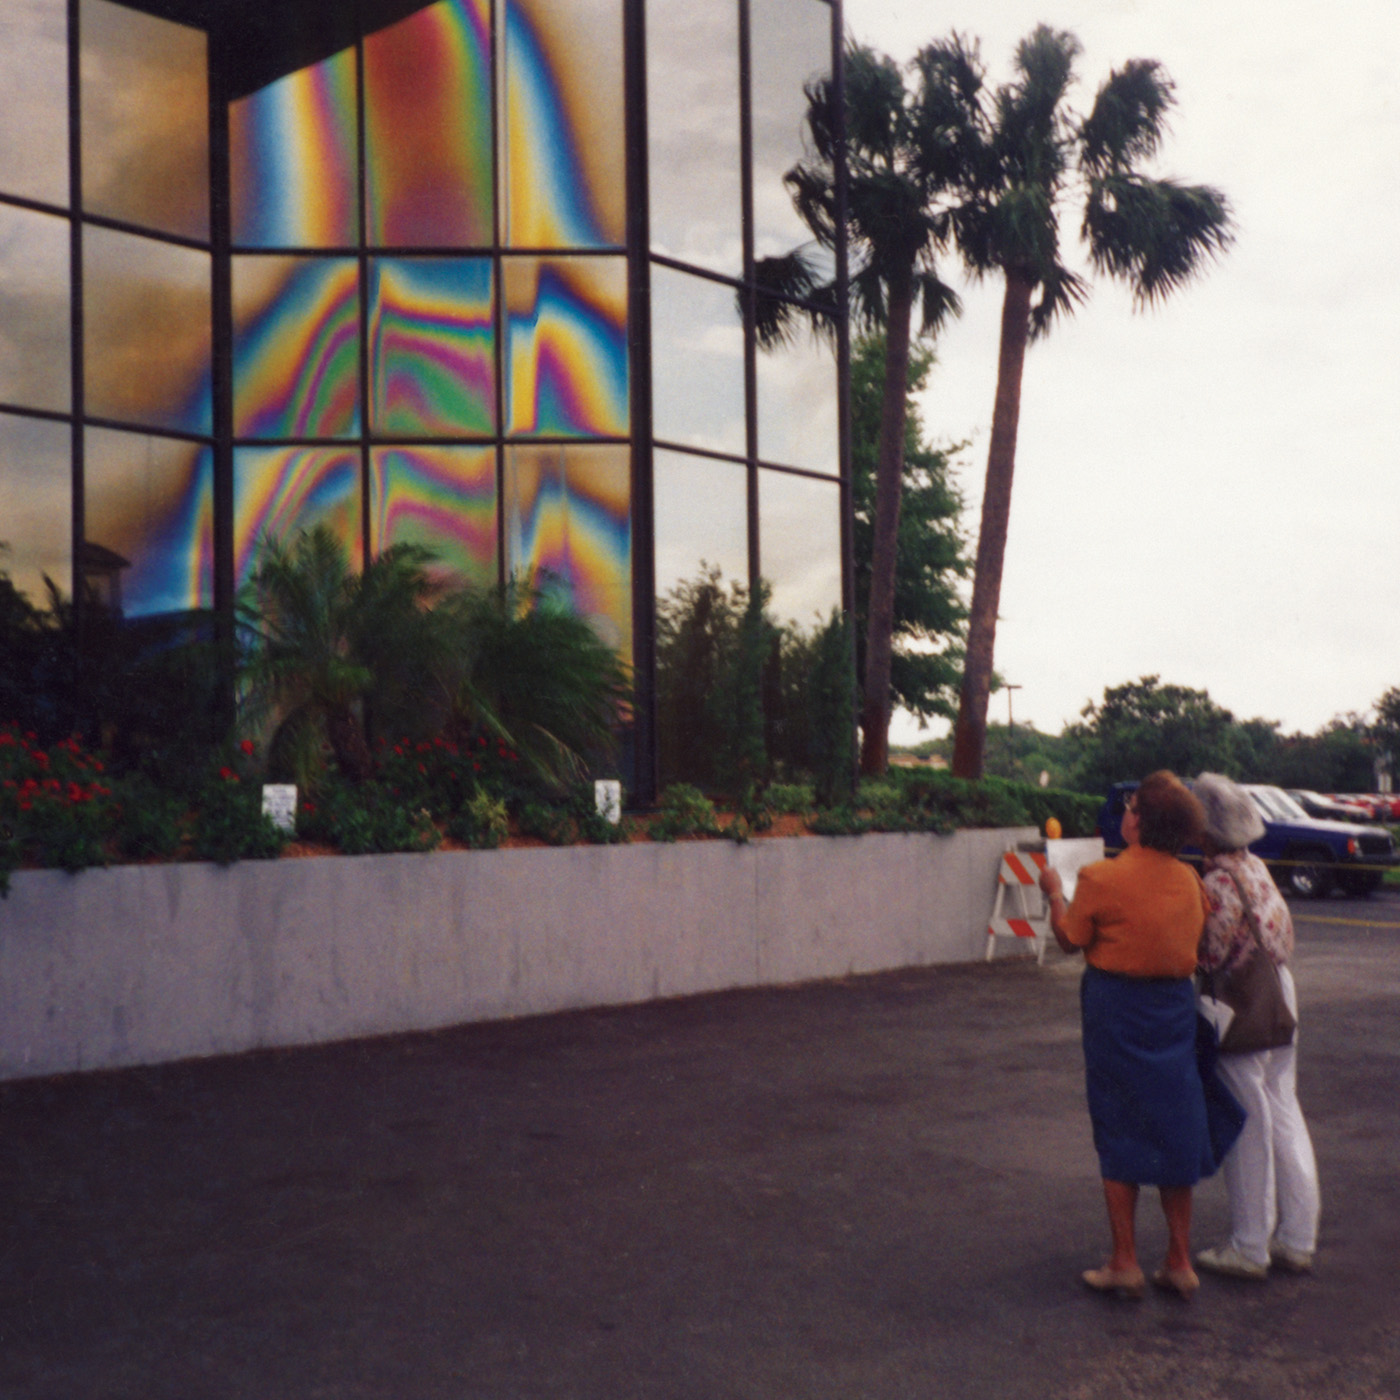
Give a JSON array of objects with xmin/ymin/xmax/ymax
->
[
  {"xmin": 594, "ymin": 779, "xmax": 622, "ymax": 825},
  {"xmin": 262, "ymin": 783, "xmax": 298, "ymax": 833}
]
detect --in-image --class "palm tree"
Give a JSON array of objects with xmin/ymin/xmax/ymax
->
[
  {"xmin": 778, "ymin": 40, "xmax": 975, "ymax": 773},
  {"xmin": 948, "ymin": 26, "xmax": 1234, "ymax": 778},
  {"xmin": 237, "ymin": 526, "xmax": 458, "ymax": 784}
]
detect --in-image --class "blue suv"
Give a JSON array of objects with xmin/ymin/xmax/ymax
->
[{"xmin": 1096, "ymin": 781, "xmax": 1397, "ymax": 899}]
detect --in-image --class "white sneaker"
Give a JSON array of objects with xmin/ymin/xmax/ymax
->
[
  {"xmin": 1195, "ymin": 1244, "xmax": 1269, "ymax": 1280},
  {"xmin": 1269, "ymin": 1243, "xmax": 1314, "ymax": 1274}
]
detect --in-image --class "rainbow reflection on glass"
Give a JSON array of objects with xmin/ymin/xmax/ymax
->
[
  {"xmin": 233, "ymin": 257, "xmax": 360, "ymax": 439},
  {"xmin": 365, "ymin": 0, "xmax": 492, "ymax": 247},
  {"xmin": 503, "ymin": 0, "xmax": 625, "ymax": 249},
  {"xmin": 84, "ymin": 430, "xmax": 214, "ymax": 616},
  {"xmin": 504, "ymin": 257, "xmax": 627, "ymax": 437},
  {"xmin": 370, "ymin": 259, "xmax": 494, "ymax": 437},
  {"xmin": 230, "ymin": 47, "xmax": 359, "ymax": 249},
  {"xmin": 505, "ymin": 443, "xmax": 631, "ymax": 660},
  {"xmin": 233, "ymin": 446, "xmax": 362, "ymax": 584},
  {"xmin": 371, "ymin": 446, "xmax": 497, "ymax": 590}
]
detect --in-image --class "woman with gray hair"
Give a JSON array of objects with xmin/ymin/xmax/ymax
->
[{"xmin": 1192, "ymin": 772, "xmax": 1321, "ymax": 1279}]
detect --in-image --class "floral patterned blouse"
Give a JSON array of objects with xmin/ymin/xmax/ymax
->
[{"xmin": 1198, "ymin": 849, "xmax": 1295, "ymax": 974}]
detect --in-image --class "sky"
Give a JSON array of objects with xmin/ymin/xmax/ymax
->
[{"xmin": 842, "ymin": 0, "xmax": 1400, "ymax": 746}]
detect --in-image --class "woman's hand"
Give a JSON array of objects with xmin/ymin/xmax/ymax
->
[
  {"xmin": 1039, "ymin": 868, "xmax": 1063, "ymax": 901},
  {"xmin": 1039, "ymin": 866, "xmax": 1080, "ymax": 956}
]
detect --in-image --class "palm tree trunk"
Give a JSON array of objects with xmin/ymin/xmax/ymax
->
[
  {"xmin": 858, "ymin": 263, "xmax": 915, "ymax": 775},
  {"xmin": 327, "ymin": 703, "xmax": 376, "ymax": 783},
  {"xmin": 951, "ymin": 269, "xmax": 1034, "ymax": 780}
]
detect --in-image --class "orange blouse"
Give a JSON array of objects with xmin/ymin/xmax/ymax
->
[{"xmin": 1063, "ymin": 844, "xmax": 1210, "ymax": 978}]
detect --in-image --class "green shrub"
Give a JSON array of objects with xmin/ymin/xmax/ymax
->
[
  {"xmin": 188, "ymin": 753, "xmax": 288, "ymax": 865},
  {"xmin": 112, "ymin": 776, "xmax": 188, "ymax": 861},
  {"xmin": 650, "ymin": 784, "xmax": 722, "ymax": 842},
  {"xmin": 447, "ymin": 790, "xmax": 509, "ymax": 849},
  {"xmin": 766, "ymin": 782, "xmax": 815, "ymax": 815},
  {"xmin": 0, "ymin": 726, "xmax": 118, "ymax": 891},
  {"xmin": 299, "ymin": 779, "xmax": 439, "ymax": 856}
]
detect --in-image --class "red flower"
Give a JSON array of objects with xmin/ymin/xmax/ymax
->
[
  {"xmin": 219, "ymin": 766, "xmax": 238, "ymax": 782},
  {"xmin": 240, "ymin": 739, "xmax": 256, "ymax": 756}
]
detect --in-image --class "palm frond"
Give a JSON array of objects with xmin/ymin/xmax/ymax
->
[
  {"xmin": 1079, "ymin": 59, "xmax": 1175, "ymax": 175},
  {"xmin": 1029, "ymin": 265, "xmax": 1089, "ymax": 339},
  {"xmin": 1084, "ymin": 174, "xmax": 1235, "ymax": 305},
  {"xmin": 915, "ymin": 271, "xmax": 963, "ymax": 336}
]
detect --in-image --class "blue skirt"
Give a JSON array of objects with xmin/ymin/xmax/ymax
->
[{"xmin": 1081, "ymin": 966, "xmax": 1238, "ymax": 1187}]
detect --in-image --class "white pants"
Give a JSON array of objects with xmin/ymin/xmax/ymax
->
[{"xmin": 1214, "ymin": 967, "xmax": 1321, "ymax": 1265}]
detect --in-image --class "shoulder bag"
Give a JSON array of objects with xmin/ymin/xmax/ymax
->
[{"xmin": 1198, "ymin": 871, "xmax": 1297, "ymax": 1054}]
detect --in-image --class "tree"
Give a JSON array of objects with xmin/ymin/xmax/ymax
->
[
  {"xmin": 849, "ymin": 333, "xmax": 969, "ymax": 729},
  {"xmin": 1065, "ymin": 675, "xmax": 1239, "ymax": 793},
  {"xmin": 779, "ymin": 40, "xmax": 975, "ymax": 773},
  {"xmin": 948, "ymin": 27, "xmax": 1234, "ymax": 778}
]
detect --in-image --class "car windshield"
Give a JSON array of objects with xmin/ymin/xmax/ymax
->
[{"xmin": 1246, "ymin": 785, "xmax": 1309, "ymax": 822}]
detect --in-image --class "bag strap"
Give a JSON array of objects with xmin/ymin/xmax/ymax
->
[{"xmin": 1224, "ymin": 869, "xmax": 1270, "ymax": 960}]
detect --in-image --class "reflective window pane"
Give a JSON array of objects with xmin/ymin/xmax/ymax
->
[
  {"xmin": 749, "ymin": 0, "xmax": 830, "ymax": 262},
  {"xmin": 504, "ymin": 442, "xmax": 631, "ymax": 658},
  {"xmin": 0, "ymin": 204, "xmax": 70, "ymax": 413},
  {"xmin": 80, "ymin": 0, "xmax": 209, "ymax": 240},
  {"xmin": 84, "ymin": 225, "xmax": 212, "ymax": 434},
  {"xmin": 232, "ymin": 256, "xmax": 359, "ymax": 439},
  {"xmin": 503, "ymin": 0, "xmax": 625, "ymax": 249},
  {"xmin": 758, "ymin": 467, "xmax": 841, "ymax": 629},
  {"xmin": 653, "ymin": 448, "xmax": 747, "ymax": 600},
  {"xmin": 370, "ymin": 258, "xmax": 494, "ymax": 437},
  {"xmin": 231, "ymin": 46, "xmax": 359, "ymax": 249},
  {"xmin": 364, "ymin": 0, "xmax": 493, "ymax": 248},
  {"xmin": 370, "ymin": 445, "xmax": 497, "ymax": 590},
  {"xmin": 0, "ymin": 411, "xmax": 71, "ymax": 602},
  {"xmin": 650, "ymin": 265, "xmax": 745, "ymax": 457},
  {"xmin": 84, "ymin": 427, "xmax": 213, "ymax": 616},
  {"xmin": 233, "ymin": 446, "xmax": 362, "ymax": 585},
  {"xmin": 504, "ymin": 256, "xmax": 627, "ymax": 437},
  {"xmin": 756, "ymin": 321, "xmax": 838, "ymax": 475},
  {"xmin": 646, "ymin": 2, "xmax": 740, "ymax": 273},
  {"xmin": 0, "ymin": 0, "xmax": 68, "ymax": 206}
]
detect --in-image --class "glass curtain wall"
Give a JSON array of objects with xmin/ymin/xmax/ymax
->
[
  {"xmin": 646, "ymin": 0, "xmax": 845, "ymax": 791},
  {"xmin": 0, "ymin": 0, "xmax": 844, "ymax": 799}
]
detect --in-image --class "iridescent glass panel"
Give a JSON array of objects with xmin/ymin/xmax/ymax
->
[
  {"xmin": 231, "ymin": 47, "xmax": 359, "ymax": 249},
  {"xmin": 364, "ymin": 0, "xmax": 493, "ymax": 248},
  {"xmin": 0, "ymin": 204, "xmax": 70, "ymax": 413},
  {"xmin": 232, "ymin": 255, "xmax": 359, "ymax": 439},
  {"xmin": 504, "ymin": 256, "xmax": 627, "ymax": 437},
  {"xmin": 370, "ymin": 258, "xmax": 494, "ymax": 437},
  {"xmin": 84, "ymin": 225, "xmax": 212, "ymax": 433},
  {"xmin": 502, "ymin": 0, "xmax": 625, "ymax": 249},
  {"xmin": 84, "ymin": 427, "xmax": 213, "ymax": 615},
  {"xmin": 756, "ymin": 319, "xmax": 838, "ymax": 475},
  {"xmin": 758, "ymin": 466, "xmax": 840, "ymax": 630},
  {"xmin": 504, "ymin": 442, "xmax": 631, "ymax": 658},
  {"xmin": 0, "ymin": 0, "xmax": 68, "ymax": 206},
  {"xmin": 0, "ymin": 411, "xmax": 70, "ymax": 601},
  {"xmin": 749, "ymin": 0, "xmax": 831, "ymax": 262},
  {"xmin": 646, "ymin": 2, "xmax": 740, "ymax": 273},
  {"xmin": 80, "ymin": 0, "xmax": 209, "ymax": 240},
  {"xmin": 370, "ymin": 445, "xmax": 497, "ymax": 589},
  {"xmin": 233, "ymin": 446, "xmax": 362, "ymax": 584}
]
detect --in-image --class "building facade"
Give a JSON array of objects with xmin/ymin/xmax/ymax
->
[{"xmin": 0, "ymin": 0, "xmax": 847, "ymax": 797}]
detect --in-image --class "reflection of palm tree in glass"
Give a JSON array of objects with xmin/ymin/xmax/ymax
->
[{"xmin": 753, "ymin": 41, "xmax": 967, "ymax": 775}]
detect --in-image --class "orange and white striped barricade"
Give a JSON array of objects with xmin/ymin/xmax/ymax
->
[{"xmin": 985, "ymin": 846, "xmax": 1052, "ymax": 964}]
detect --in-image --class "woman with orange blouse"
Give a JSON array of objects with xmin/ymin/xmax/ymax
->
[{"xmin": 1039, "ymin": 771, "xmax": 1240, "ymax": 1301}]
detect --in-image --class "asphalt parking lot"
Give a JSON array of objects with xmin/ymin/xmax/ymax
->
[{"xmin": 2, "ymin": 892, "xmax": 1398, "ymax": 1400}]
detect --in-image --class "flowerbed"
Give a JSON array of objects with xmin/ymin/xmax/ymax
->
[{"xmin": 2, "ymin": 723, "xmax": 1100, "ymax": 897}]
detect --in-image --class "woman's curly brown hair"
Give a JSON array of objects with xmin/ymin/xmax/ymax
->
[{"xmin": 1135, "ymin": 770, "xmax": 1205, "ymax": 855}]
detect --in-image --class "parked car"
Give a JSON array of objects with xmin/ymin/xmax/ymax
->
[
  {"xmin": 1329, "ymin": 793, "xmax": 1400, "ymax": 822},
  {"xmin": 1096, "ymin": 781, "xmax": 1397, "ymax": 898},
  {"xmin": 1288, "ymin": 789, "xmax": 1375, "ymax": 824}
]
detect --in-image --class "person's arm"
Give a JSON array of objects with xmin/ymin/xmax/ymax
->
[{"xmin": 1039, "ymin": 868, "xmax": 1083, "ymax": 957}]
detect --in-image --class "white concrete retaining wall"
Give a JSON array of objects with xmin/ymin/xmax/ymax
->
[{"xmin": 0, "ymin": 827, "xmax": 1035, "ymax": 1081}]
